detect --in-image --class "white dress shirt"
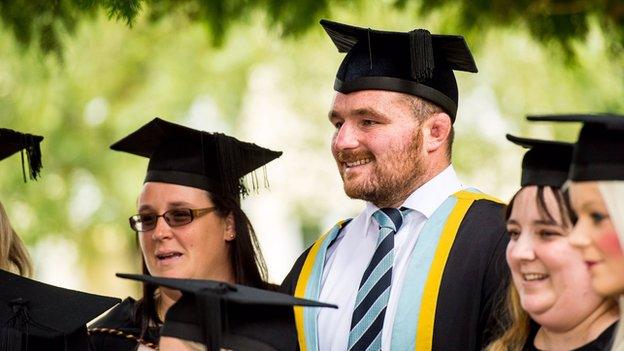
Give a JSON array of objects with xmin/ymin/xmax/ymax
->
[{"xmin": 317, "ymin": 165, "xmax": 465, "ymax": 351}]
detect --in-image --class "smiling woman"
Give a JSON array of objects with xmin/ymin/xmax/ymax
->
[
  {"xmin": 547, "ymin": 114, "xmax": 624, "ymax": 350},
  {"xmin": 487, "ymin": 134, "xmax": 619, "ymax": 351},
  {"xmin": 88, "ymin": 118, "xmax": 282, "ymax": 351}
]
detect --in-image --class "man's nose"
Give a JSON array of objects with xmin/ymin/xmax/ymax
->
[{"xmin": 332, "ymin": 122, "xmax": 359, "ymax": 151}]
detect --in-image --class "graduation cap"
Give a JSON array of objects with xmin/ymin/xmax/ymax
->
[
  {"xmin": 110, "ymin": 118, "xmax": 282, "ymax": 198},
  {"xmin": 0, "ymin": 269, "xmax": 120, "ymax": 351},
  {"xmin": 320, "ymin": 19, "xmax": 478, "ymax": 120},
  {"xmin": 527, "ymin": 113, "xmax": 624, "ymax": 181},
  {"xmin": 506, "ymin": 134, "xmax": 574, "ymax": 187},
  {"xmin": 116, "ymin": 273, "xmax": 337, "ymax": 351},
  {"xmin": 0, "ymin": 129, "xmax": 44, "ymax": 182}
]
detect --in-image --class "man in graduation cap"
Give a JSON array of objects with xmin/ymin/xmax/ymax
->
[{"xmin": 282, "ymin": 20, "xmax": 509, "ymax": 350}]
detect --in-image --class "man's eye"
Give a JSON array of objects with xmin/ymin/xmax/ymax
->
[
  {"xmin": 362, "ymin": 120, "xmax": 376, "ymax": 126},
  {"xmin": 333, "ymin": 121, "xmax": 343, "ymax": 129}
]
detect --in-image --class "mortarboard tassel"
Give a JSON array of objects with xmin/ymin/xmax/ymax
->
[
  {"xmin": 215, "ymin": 133, "xmax": 247, "ymax": 198},
  {"xmin": 0, "ymin": 327, "xmax": 22, "ymax": 351},
  {"xmin": 197, "ymin": 285, "xmax": 231, "ymax": 351},
  {"xmin": 409, "ymin": 29, "xmax": 435, "ymax": 82},
  {"xmin": 1, "ymin": 298, "xmax": 29, "ymax": 351},
  {"xmin": 0, "ymin": 298, "xmax": 64, "ymax": 351},
  {"xmin": 18, "ymin": 134, "xmax": 43, "ymax": 182}
]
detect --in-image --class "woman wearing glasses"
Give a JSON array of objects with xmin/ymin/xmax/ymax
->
[{"xmin": 89, "ymin": 118, "xmax": 281, "ymax": 351}]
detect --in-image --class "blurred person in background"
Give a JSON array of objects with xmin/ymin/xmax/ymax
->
[
  {"xmin": 0, "ymin": 127, "xmax": 44, "ymax": 277},
  {"xmin": 0, "ymin": 128, "xmax": 121, "ymax": 351},
  {"xmin": 89, "ymin": 118, "xmax": 282, "ymax": 351},
  {"xmin": 282, "ymin": 20, "xmax": 509, "ymax": 351},
  {"xmin": 528, "ymin": 114, "xmax": 624, "ymax": 350},
  {"xmin": 0, "ymin": 201, "xmax": 32, "ymax": 277},
  {"xmin": 487, "ymin": 134, "xmax": 618, "ymax": 351}
]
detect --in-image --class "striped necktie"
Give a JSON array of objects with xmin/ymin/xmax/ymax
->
[{"xmin": 348, "ymin": 207, "xmax": 409, "ymax": 351}]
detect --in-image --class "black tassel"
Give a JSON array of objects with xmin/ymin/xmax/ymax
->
[
  {"xmin": 409, "ymin": 29, "xmax": 435, "ymax": 82},
  {"xmin": 0, "ymin": 298, "xmax": 61, "ymax": 351},
  {"xmin": 197, "ymin": 292, "xmax": 222, "ymax": 351},
  {"xmin": 215, "ymin": 133, "xmax": 243, "ymax": 197},
  {"xmin": 19, "ymin": 134, "xmax": 43, "ymax": 182},
  {"xmin": 0, "ymin": 327, "xmax": 22, "ymax": 351},
  {"xmin": 0, "ymin": 298, "xmax": 29, "ymax": 351}
]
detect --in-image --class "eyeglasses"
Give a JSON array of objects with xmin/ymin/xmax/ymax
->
[{"xmin": 129, "ymin": 207, "xmax": 216, "ymax": 232}]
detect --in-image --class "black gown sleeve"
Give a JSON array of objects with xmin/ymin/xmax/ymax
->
[{"xmin": 432, "ymin": 199, "xmax": 511, "ymax": 351}]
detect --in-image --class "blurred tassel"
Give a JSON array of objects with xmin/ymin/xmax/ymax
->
[
  {"xmin": 215, "ymin": 133, "xmax": 246, "ymax": 197},
  {"xmin": 409, "ymin": 29, "xmax": 435, "ymax": 82},
  {"xmin": 197, "ymin": 292, "xmax": 222, "ymax": 351},
  {"xmin": 19, "ymin": 134, "xmax": 43, "ymax": 182},
  {"xmin": 0, "ymin": 327, "xmax": 22, "ymax": 351},
  {"xmin": 0, "ymin": 298, "xmax": 29, "ymax": 351}
]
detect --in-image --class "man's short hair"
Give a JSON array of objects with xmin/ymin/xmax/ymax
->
[{"xmin": 404, "ymin": 95, "xmax": 454, "ymax": 160}]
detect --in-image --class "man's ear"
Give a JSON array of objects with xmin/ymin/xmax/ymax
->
[
  {"xmin": 422, "ymin": 112, "xmax": 451, "ymax": 153},
  {"xmin": 223, "ymin": 213, "xmax": 236, "ymax": 241}
]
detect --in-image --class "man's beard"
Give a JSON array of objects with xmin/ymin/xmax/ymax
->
[{"xmin": 337, "ymin": 129, "xmax": 425, "ymax": 207}]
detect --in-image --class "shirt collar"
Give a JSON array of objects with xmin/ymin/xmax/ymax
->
[{"xmin": 402, "ymin": 165, "xmax": 463, "ymax": 218}]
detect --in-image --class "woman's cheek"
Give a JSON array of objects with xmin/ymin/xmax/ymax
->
[{"xmin": 596, "ymin": 230, "xmax": 624, "ymax": 257}]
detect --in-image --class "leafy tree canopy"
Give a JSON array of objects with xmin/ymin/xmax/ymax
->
[{"xmin": 1, "ymin": 0, "xmax": 623, "ymax": 55}]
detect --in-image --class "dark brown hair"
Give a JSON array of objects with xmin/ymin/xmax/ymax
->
[{"xmin": 133, "ymin": 190, "xmax": 269, "ymax": 339}]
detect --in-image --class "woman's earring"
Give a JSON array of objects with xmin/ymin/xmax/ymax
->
[{"xmin": 230, "ymin": 234, "xmax": 235, "ymax": 239}]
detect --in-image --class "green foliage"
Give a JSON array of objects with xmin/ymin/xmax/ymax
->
[
  {"xmin": 416, "ymin": 0, "xmax": 624, "ymax": 55},
  {"xmin": 3, "ymin": 0, "xmax": 624, "ymax": 56}
]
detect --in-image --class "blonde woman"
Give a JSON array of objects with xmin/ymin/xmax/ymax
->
[
  {"xmin": 487, "ymin": 134, "xmax": 618, "ymax": 351},
  {"xmin": 529, "ymin": 114, "xmax": 624, "ymax": 350},
  {"xmin": 0, "ymin": 127, "xmax": 42, "ymax": 277},
  {"xmin": 0, "ymin": 200, "xmax": 32, "ymax": 276}
]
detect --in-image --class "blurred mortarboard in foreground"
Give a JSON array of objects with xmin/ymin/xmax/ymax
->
[
  {"xmin": 0, "ymin": 269, "xmax": 120, "ymax": 351},
  {"xmin": 117, "ymin": 273, "xmax": 337, "ymax": 351},
  {"xmin": 320, "ymin": 19, "xmax": 478, "ymax": 120},
  {"xmin": 0, "ymin": 129, "xmax": 43, "ymax": 182},
  {"xmin": 506, "ymin": 134, "xmax": 573, "ymax": 187},
  {"xmin": 527, "ymin": 113, "xmax": 624, "ymax": 181},
  {"xmin": 110, "ymin": 118, "xmax": 282, "ymax": 198}
]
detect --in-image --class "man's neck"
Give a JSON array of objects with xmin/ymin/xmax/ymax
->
[{"xmin": 375, "ymin": 162, "xmax": 451, "ymax": 208}]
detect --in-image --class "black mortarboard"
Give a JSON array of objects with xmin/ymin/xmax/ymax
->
[
  {"xmin": 321, "ymin": 19, "xmax": 478, "ymax": 120},
  {"xmin": 110, "ymin": 118, "xmax": 282, "ymax": 198},
  {"xmin": 0, "ymin": 269, "xmax": 120, "ymax": 351},
  {"xmin": 117, "ymin": 273, "xmax": 337, "ymax": 351},
  {"xmin": 0, "ymin": 129, "xmax": 44, "ymax": 182},
  {"xmin": 527, "ymin": 113, "xmax": 624, "ymax": 181},
  {"xmin": 506, "ymin": 134, "xmax": 574, "ymax": 187}
]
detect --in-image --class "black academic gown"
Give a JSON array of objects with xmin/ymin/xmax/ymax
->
[
  {"xmin": 89, "ymin": 297, "xmax": 160, "ymax": 351},
  {"xmin": 282, "ymin": 198, "xmax": 510, "ymax": 350},
  {"xmin": 523, "ymin": 322, "xmax": 617, "ymax": 351}
]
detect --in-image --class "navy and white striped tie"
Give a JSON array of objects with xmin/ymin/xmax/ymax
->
[{"xmin": 348, "ymin": 207, "xmax": 409, "ymax": 351}]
